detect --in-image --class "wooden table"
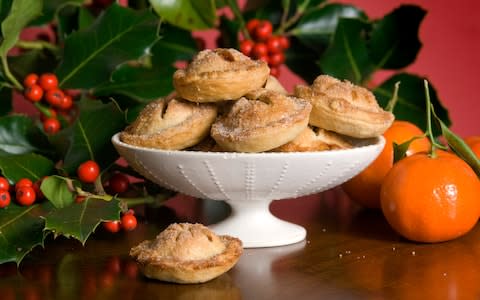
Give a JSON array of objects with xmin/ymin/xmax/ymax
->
[{"xmin": 1, "ymin": 188, "xmax": 480, "ymax": 299}]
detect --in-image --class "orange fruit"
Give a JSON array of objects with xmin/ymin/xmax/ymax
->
[
  {"xmin": 342, "ymin": 121, "xmax": 430, "ymax": 209},
  {"xmin": 464, "ymin": 135, "xmax": 480, "ymax": 158},
  {"xmin": 380, "ymin": 151, "xmax": 480, "ymax": 243}
]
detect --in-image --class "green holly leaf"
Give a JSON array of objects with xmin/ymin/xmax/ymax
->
[
  {"xmin": 92, "ymin": 63, "xmax": 175, "ymax": 102},
  {"xmin": 0, "ymin": 0, "xmax": 13, "ymax": 28},
  {"xmin": 0, "ymin": 203, "xmax": 53, "ymax": 265},
  {"xmin": 374, "ymin": 73, "xmax": 450, "ymax": 136},
  {"xmin": 319, "ymin": 17, "xmax": 375, "ymax": 84},
  {"xmin": 8, "ymin": 49, "xmax": 59, "ymax": 80},
  {"xmin": 291, "ymin": 3, "xmax": 367, "ymax": 52},
  {"xmin": 49, "ymin": 98, "xmax": 126, "ymax": 174},
  {"xmin": 0, "ymin": 85, "xmax": 12, "ymax": 116},
  {"xmin": 41, "ymin": 175, "xmax": 79, "ymax": 208},
  {"xmin": 151, "ymin": 24, "xmax": 198, "ymax": 66},
  {"xmin": 0, "ymin": 115, "xmax": 52, "ymax": 155},
  {"xmin": 285, "ymin": 37, "xmax": 322, "ymax": 84},
  {"xmin": 0, "ymin": 0, "xmax": 42, "ymax": 57},
  {"xmin": 368, "ymin": 5, "xmax": 425, "ymax": 69},
  {"xmin": 55, "ymin": 3, "xmax": 160, "ymax": 89},
  {"xmin": 43, "ymin": 197, "xmax": 121, "ymax": 244},
  {"xmin": 0, "ymin": 153, "xmax": 54, "ymax": 182},
  {"xmin": 149, "ymin": 0, "xmax": 216, "ymax": 30},
  {"xmin": 31, "ymin": 0, "xmax": 84, "ymax": 26}
]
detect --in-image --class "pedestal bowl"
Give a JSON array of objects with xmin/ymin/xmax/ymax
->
[{"xmin": 112, "ymin": 133, "xmax": 385, "ymax": 248}]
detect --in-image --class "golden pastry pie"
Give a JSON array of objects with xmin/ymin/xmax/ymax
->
[
  {"xmin": 263, "ymin": 75, "xmax": 287, "ymax": 94},
  {"xmin": 173, "ymin": 48, "xmax": 270, "ymax": 102},
  {"xmin": 272, "ymin": 126, "xmax": 352, "ymax": 152},
  {"xmin": 120, "ymin": 97, "xmax": 217, "ymax": 150},
  {"xmin": 130, "ymin": 223, "xmax": 243, "ymax": 284},
  {"xmin": 294, "ymin": 74, "xmax": 394, "ymax": 138},
  {"xmin": 210, "ymin": 90, "xmax": 312, "ymax": 152}
]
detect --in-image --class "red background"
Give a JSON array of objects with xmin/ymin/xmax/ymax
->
[{"xmin": 200, "ymin": 0, "xmax": 480, "ymax": 137}]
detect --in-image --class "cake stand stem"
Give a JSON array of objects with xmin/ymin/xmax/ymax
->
[{"xmin": 209, "ymin": 199, "xmax": 306, "ymax": 248}]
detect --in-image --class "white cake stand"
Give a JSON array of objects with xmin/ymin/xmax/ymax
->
[{"xmin": 112, "ymin": 133, "xmax": 385, "ymax": 248}]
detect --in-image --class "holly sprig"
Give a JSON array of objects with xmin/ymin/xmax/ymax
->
[{"xmin": 0, "ymin": 0, "xmax": 451, "ymax": 265}]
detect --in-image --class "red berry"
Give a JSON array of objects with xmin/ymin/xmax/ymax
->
[
  {"xmin": 266, "ymin": 36, "xmax": 283, "ymax": 54},
  {"xmin": 38, "ymin": 73, "xmax": 58, "ymax": 91},
  {"xmin": 108, "ymin": 173, "xmax": 130, "ymax": 194},
  {"xmin": 40, "ymin": 108, "xmax": 57, "ymax": 122},
  {"xmin": 77, "ymin": 160, "xmax": 100, "ymax": 183},
  {"xmin": 254, "ymin": 20, "xmax": 273, "ymax": 41},
  {"xmin": 103, "ymin": 221, "xmax": 121, "ymax": 233},
  {"xmin": 0, "ymin": 190, "xmax": 11, "ymax": 208},
  {"xmin": 75, "ymin": 195, "xmax": 86, "ymax": 203},
  {"xmin": 58, "ymin": 95, "xmax": 73, "ymax": 110},
  {"xmin": 121, "ymin": 214, "xmax": 137, "ymax": 231},
  {"xmin": 45, "ymin": 89, "xmax": 65, "ymax": 107},
  {"xmin": 252, "ymin": 42, "xmax": 268, "ymax": 58},
  {"xmin": 43, "ymin": 118, "xmax": 61, "ymax": 134},
  {"xmin": 24, "ymin": 84, "xmax": 44, "ymax": 102},
  {"xmin": 278, "ymin": 35, "xmax": 290, "ymax": 49},
  {"xmin": 246, "ymin": 19, "xmax": 260, "ymax": 35},
  {"xmin": 16, "ymin": 186, "xmax": 36, "ymax": 206},
  {"xmin": 270, "ymin": 66, "xmax": 280, "ymax": 77},
  {"xmin": 268, "ymin": 52, "xmax": 285, "ymax": 67},
  {"xmin": 16, "ymin": 178, "xmax": 33, "ymax": 190},
  {"xmin": 23, "ymin": 73, "xmax": 39, "ymax": 88},
  {"xmin": 0, "ymin": 176, "xmax": 10, "ymax": 191},
  {"xmin": 239, "ymin": 39, "xmax": 255, "ymax": 56},
  {"xmin": 33, "ymin": 178, "xmax": 45, "ymax": 200}
]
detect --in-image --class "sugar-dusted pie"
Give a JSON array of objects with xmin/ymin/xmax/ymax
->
[
  {"xmin": 211, "ymin": 90, "xmax": 312, "ymax": 152},
  {"xmin": 295, "ymin": 75, "xmax": 394, "ymax": 138},
  {"xmin": 120, "ymin": 97, "xmax": 217, "ymax": 150},
  {"xmin": 272, "ymin": 126, "xmax": 352, "ymax": 152},
  {"xmin": 130, "ymin": 223, "xmax": 243, "ymax": 284},
  {"xmin": 173, "ymin": 48, "xmax": 270, "ymax": 102}
]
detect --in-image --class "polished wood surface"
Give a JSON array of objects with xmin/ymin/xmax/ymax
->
[{"xmin": 2, "ymin": 188, "xmax": 480, "ymax": 300}]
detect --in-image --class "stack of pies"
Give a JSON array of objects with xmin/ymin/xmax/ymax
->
[{"xmin": 120, "ymin": 47, "xmax": 394, "ymax": 152}]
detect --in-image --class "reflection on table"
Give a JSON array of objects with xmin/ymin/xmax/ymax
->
[{"xmin": 1, "ymin": 188, "xmax": 480, "ymax": 299}]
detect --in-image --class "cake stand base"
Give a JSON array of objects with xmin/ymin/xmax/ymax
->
[{"xmin": 209, "ymin": 200, "xmax": 306, "ymax": 248}]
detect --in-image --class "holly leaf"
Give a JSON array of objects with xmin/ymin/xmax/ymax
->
[
  {"xmin": 291, "ymin": 3, "xmax": 367, "ymax": 52},
  {"xmin": 0, "ymin": 0, "xmax": 42, "ymax": 57},
  {"xmin": 149, "ymin": 0, "xmax": 216, "ymax": 30},
  {"xmin": 8, "ymin": 49, "xmax": 59, "ymax": 81},
  {"xmin": 0, "ymin": 85, "xmax": 12, "ymax": 116},
  {"xmin": 92, "ymin": 63, "xmax": 175, "ymax": 102},
  {"xmin": 0, "ymin": 115, "xmax": 52, "ymax": 155},
  {"xmin": 368, "ymin": 5, "xmax": 425, "ymax": 69},
  {"xmin": 31, "ymin": 0, "xmax": 84, "ymax": 26},
  {"xmin": 55, "ymin": 3, "xmax": 160, "ymax": 89},
  {"xmin": 0, "ymin": 0, "xmax": 13, "ymax": 29},
  {"xmin": 0, "ymin": 203, "xmax": 53, "ymax": 265},
  {"xmin": 285, "ymin": 37, "xmax": 322, "ymax": 84},
  {"xmin": 49, "ymin": 98, "xmax": 126, "ymax": 174},
  {"xmin": 43, "ymin": 197, "xmax": 121, "ymax": 244},
  {"xmin": 151, "ymin": 24, "xmax": 198, "ymax": 66},
  {"xmin": 319, "ymin": 17, "xmax": 375, "ymax": 84},
  {"xmin": 0, "ymin": 153, "xmax": 54, "ymax": 182},
  {"xmin": 41, "ymin": 175, "xmax": 79, "ymax": 208},
  {"xmin": 374, "ymin": 73, "xmax": 450, "ymax": 136}
]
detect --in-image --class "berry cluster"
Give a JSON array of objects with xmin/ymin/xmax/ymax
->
[
  {"xmin": 239, "ymin": 19, "xmax": 290, "ymax": 77},
  {"xmin": 0, "ymin": 176, "xmax": 44, "ymax": 208},
  {"xmin": 103, "ymin": 209, "xmax": 138, "ymax": 233},
  {"xmin": 75, "ymin": 160, "xmax": 138, "ymax": 233},
  {"xmin": 23, "ymin": 73, "xmax": 75, "ymax": 134}
]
